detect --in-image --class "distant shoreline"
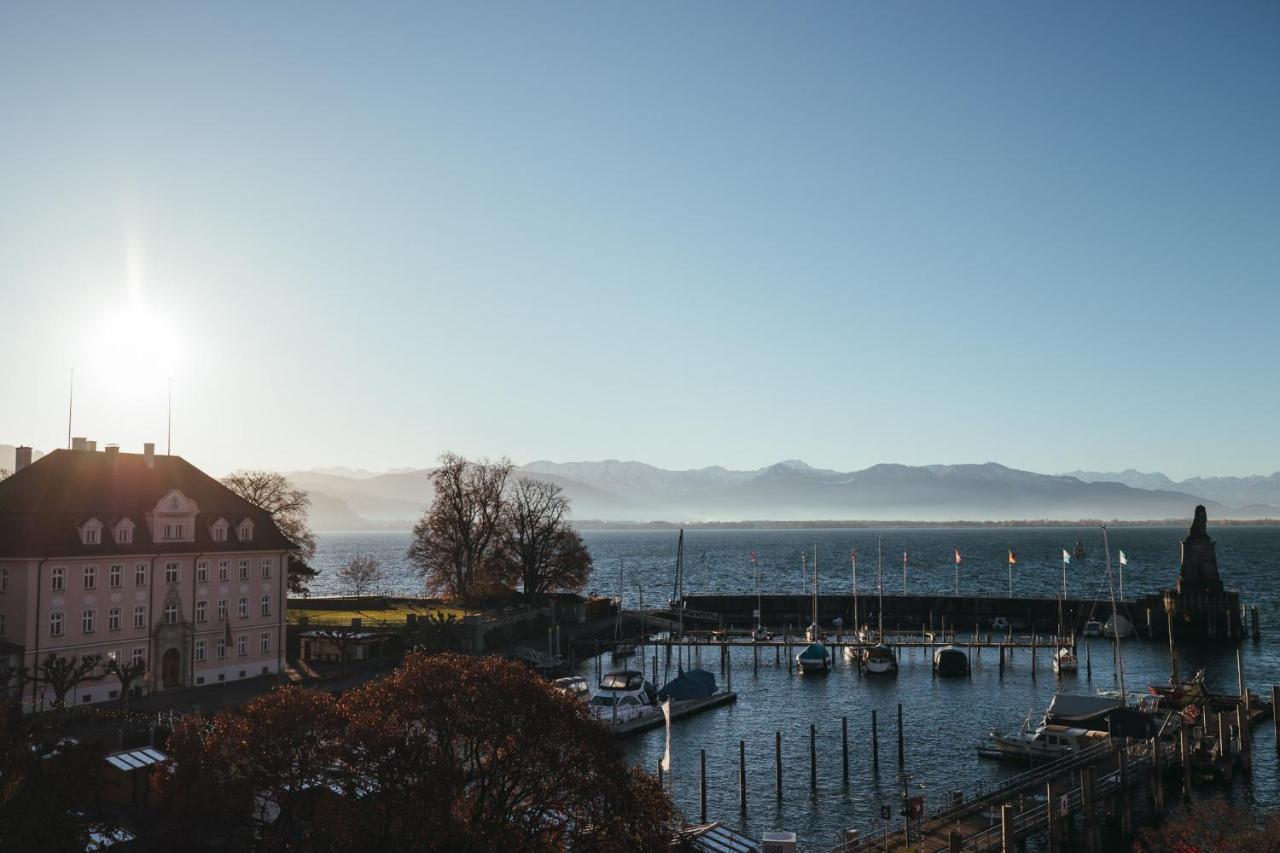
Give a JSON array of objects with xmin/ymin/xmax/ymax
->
[{"xmin": 314, "ymin": 517, "xmax": 1280, "ymax": 534}]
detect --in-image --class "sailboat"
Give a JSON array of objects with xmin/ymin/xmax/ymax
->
[
  {"xmin": 1101, "ymin": 527, "xmax": 1128, "ymax": 704},
  {"xmin": 861, "ymin": 536, "xmax": 898, "ymax": 676},
  {"xmin": 1052, "ymin": 555, "xmax": 1077, "ymax": 675},
  {"xmin": 796, "ymin": 545, "xmax": 831, "ymax": 672}
]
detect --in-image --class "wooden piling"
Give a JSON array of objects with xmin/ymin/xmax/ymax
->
[
  {"xmin": 810, "ymin": 723, "xmax": 817, "ymax": 790},
  {"xmin": 699, "ymin": 748, "xmax": 707, "ymax": 822},
  {"xmin": 1180, "ymin": 727, "xmax": 1192, "ymax": 800},
  {"xmin": 1046, "ymin": 780, "xmax": 1060, "ymax": 853},
  {"xmin": 999, "ymin": 803, "xmax": 1014, "ymax": 853},
  {"xmin": 1251, "ymin": 605, "xmax": 1260, "ymax": 641},
  {"xmin": 1031, "ymin": 643, "xmax": 1037, "ymax": 681},
  {"xmin": 1236, "ymin": 703, "xmax": 1251, "ymax": 774},
  {"xmin": 1218, "ymin": 710, "xmax": 1233, "ymax": 783},
  {"xmin": 897, "ymin": 703, "xmax": 905, "ymax": 768},
  {"xmin": 1272, "ymin": 686, "xmax": 1280, "ymax": 748},
  {"xmin": 775, "ymin": 731, "xmax": 782, "ymax": 801},
  {"xmin": 1119, "ymin": 745, "xmax": 1132, "ymax": 835},
  {"xmin": 872, "ymin": 709, "xmax": 879, "ymax": 772},
  {"xmin": 1086, "ymin": 640, "xmax": 1092, "ymax": 680},
  {"xmin": 1082, "ymin": 765, "xmax": 1099, "ymax": 853},
  {"xmin": 657, "ymin": 757, "xmax": 663, "ymax": 788},
  {"xmin": 842, "ymin": 716, "xmax": 849, "ymax": 784},
  {"xmin": 1151, "ymin": 736, "xmax": 1165, "ymax": 814},
  {"xmin": 739, "ymin": 740, "xmax": 747, "ymax": 812}
]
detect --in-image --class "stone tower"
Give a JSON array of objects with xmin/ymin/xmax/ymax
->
[{"xmin": 1176, "ymin": 505, "xmax": 1224, "ymax": 595}]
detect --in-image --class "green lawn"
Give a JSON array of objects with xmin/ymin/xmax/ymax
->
[{"xmin": 288, "ymin": 602, "xmax": 473, "ymax": 626}]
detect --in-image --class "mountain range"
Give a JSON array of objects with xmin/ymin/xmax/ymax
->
[{"xmin": 288, "ymin": 459, "xmax": 1280, "ymax": 530}]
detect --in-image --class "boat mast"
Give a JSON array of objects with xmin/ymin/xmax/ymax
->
[
  {"xmin": 851, "ymin": 550, "xmax": 859, "ymax": 634},
  {"xmin": 1101, "ymin": 525, "xmax": 1126, "ymax": 701},
  {"xmin": 812, "ymin": 544, "xmax": 819, "ymax": 631},
  {"xmin": 877, "ymin": 535, "xmax": 884, "ymax": 640}
]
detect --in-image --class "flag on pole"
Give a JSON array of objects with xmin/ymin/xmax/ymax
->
[
  {"xmin": 1119, "ymin": 550, "xmax": 1128, "ymax": 566},
  {"xmin": 1062, "ymin": 549, "xmax": 1071, "ymax": 564},
  {"xmin": 749, "ymin": 551, "xmax": 757, "ymax": 564},
  {"xmin": 1008, "ymin": 549, "xmax": 1018, "ymax": 566},
  {"xmin": 903, "ymin": 551, "xmax": 908, "ymax": 566},
  {"xmin": 660, "ymin": 698, "xmax": 672, "ymax": 772},
  {"xmin": 850, "ymin": 550, "xmax": 857, "ymax": 562},
  {"xmin": 954, "ymin": 548, "xmax": 962, "ymax": 565}
]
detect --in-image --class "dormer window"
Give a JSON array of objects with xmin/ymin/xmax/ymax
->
[
  {"xmin": 162, "ymin": 522, "xmax": 185, "ymax": 541},
  {"xmin": 80, "ymin": 518, "xmax": 104, "ymax": 546},
  {"xmin": 211, "ymin": 519, "xmax": 229, "ymax": 543},
  {"xmin": 238, "ymin": 520, "xmax": 254, "ymax": 542},
  {"xmin": 114, "ymin": 519, "xmax": 135, "ymax": 545}
]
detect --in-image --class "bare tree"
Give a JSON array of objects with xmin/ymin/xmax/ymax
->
[
  {"xmin": 105, "ymin": 657, "xmax": 147, "ymax": 712},
  {"xmin": 337, "ymin": 554, "xmax": 384, "ymax": 600},
  {"xmin": 221, "ymin": 471, "xmax": 319, "ymax": 593},
  {"xmin": 408, "ymin": 454, "xmax": 512, "ymax": 600},
  {"xmin": 37, "ymin": 653, "xmax": 102, "ymax": 709},
  {"xmin": 312, "ymin": 626, "xmax": 365, "ymax": 675},
  {"xmin": 495, "ymin": 477, "xmax": 592, "ymax": 602}
]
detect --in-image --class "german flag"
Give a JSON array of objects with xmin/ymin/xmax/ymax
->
[{"xmin": 1008, "ymin": 549, "xmax": 1018, "ymax": 566}]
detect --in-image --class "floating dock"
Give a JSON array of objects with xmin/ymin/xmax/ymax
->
[{"xmin": 605, "ymin": 690, "xmax": 737, "ymax": 737}]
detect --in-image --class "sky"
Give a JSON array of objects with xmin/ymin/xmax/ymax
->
[{"xmin": 1, "ymin": 3, "xmax": 1278, "ymax": 480}]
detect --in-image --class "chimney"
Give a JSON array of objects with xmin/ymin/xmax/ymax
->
[
  {"xmin": 87, "ymin": 440, "xmax": 97, "ymax": 452},
  {"xmin": 14, "ymin": 446, "xmax": 32, "ymax": 472},
  {"xmin": 105, "ymin": 444, "xmax": 119, "ymax": 457},
  {"xmin": 143, "ymin": 442, "xmax": 155, "ymax": 469},
  {"xmin": 72, "ymin": 436, "xmax": 88, "ymax": 451}
]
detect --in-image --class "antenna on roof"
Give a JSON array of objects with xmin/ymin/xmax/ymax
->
[
  {"xmin": 67, "ymin": 367, "xmax": 74, "ymax": 450},
  {"xmin": 167, "ymin": 377, "xmax": 172, "ymax": 456}
]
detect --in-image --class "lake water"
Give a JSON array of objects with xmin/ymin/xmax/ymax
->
[{"xmin": 312, "ymin": 526, "xmax": 1280, "ymax": 848}]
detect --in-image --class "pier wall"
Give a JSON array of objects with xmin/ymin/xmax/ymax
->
[{"xmin": 682, "ymin": 593, "xmax": 1168, "ymax": 636}]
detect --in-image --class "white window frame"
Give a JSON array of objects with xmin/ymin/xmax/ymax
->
[
  {"xmin": 218, "ymin": 561, "xmax": 229, "ymax": 581},
  {"xmin": 195, "ymin": 639, "xmax": 206, "ymax": 662},
  {"xmin": 217, "ymin": 600, "xmax": 227, "ymax": 622},
  {"xmin": 196, "ymin": 561, "xmax": 208, "ymax": 583},
  {"xmin": 82, "ymin": 609, "xmax": 95, "ymax": 634},
  {"xmin": 236, "ymin": 634, "xmax": 247, "ymax": 657},
  {"xmin": 133, "ymin": 605, "xmax": 146, "ymax": 629},
  {"xmin": 238, "ymin": 598, "xmax": 248, "ymax": 619},
  {"xmin": 51, "ymin": 567, "xmax": 65, "ymax": 591},
  {"xmin": 164, "ymin": 603, "xmax": 179, "ymax": 625},
  {"xmin": 239, "ymin": 559, "xmax": 249, "ymax": 581},
  {"xmin": 165, "ymin": 561, "xmax": 180, "ymax": 584},
  {"xmin": 262, "ymin": 558, "xmax": 272, "ymax": 579},
  {"xmin": 135, "ymin": 564, "xmax": 147, "ymax": 587},
  {"xmin": 83, "ymin": 565, "xmax": 96, "ymax": 590},
  {"xmin": 216, "ymin": 638, "xmax": 227, "ymax": 660},
  {"xmin": 108, "ymin": 607, "xmax": 121, "ymax": 632},
  {"xmin": 196, "ymin": 600, "xmax": 207, "ymax": 623},
  {"xmin": 49, "ymin": 611, "xmax": 64, "ymax": 637},
  {"xmin": 260, "ymin": 595, "xmax": 271, "ymax": 617},
  {"xmin": 109, "ymin": 565, "xmax": 122, "ymax": 589},
  {"xmin": 260, "ymin": 632, "xmax": 271, "ymax": 654}
]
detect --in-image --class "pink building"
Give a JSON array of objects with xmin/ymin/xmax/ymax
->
[{"xmin": 0, "ymin": 443, "xmax": 293, "ymax": 709}]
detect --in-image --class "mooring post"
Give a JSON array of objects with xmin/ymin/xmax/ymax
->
[
  {"xmin": 1236, "ymin": 703, "xmax": 1252, "ymax": 774},
  {"xmin": 1082, "ymin": 764, "xmax": 1098, "ymax": 853},
  {"xmin": 1151, "ymin": 736, "xmax": 1165, "ymax": 814},
  {"xmin": 739, "ymin": 739, "xmax": 747, "ymax": 812},
  {"xmin": 1046, "ymin": 780, "xmax": 1059, "ymax": 853},
  {"xmin": 999, "ymin": 644, "xmax": 1004, "ymax": 679},
  {"xmin": 699, "ymin": 748, "xmax": 707, "ymax": 822},
  {"xmin": 1272, "ymin": 686, "xmax": 1280, "ymax": 748},
  {"xmin": 842, "ymin": 716, "xmax": 849, "ymax": 784},
  {"xmin": 999, "ymin": 803, "xmax": 1014, "ymax": 853},
  {"xmin": 1086, "ymin": 640, "xmax": 1092, "ymax": 680},
  {"xmin": 872, "ymin": 709, "xmax": 880, "ymax": 772},
  {"xmin": 1179, "ymin": 727, "xmax": 1192, "ymax": 800},
  {"xmin": 1119, "ymin": 745, "xmax": 1132, "ymax": 835},
  {"xmin": 657, "ymin": 757, "xmax": 663, "ymax": 788},
  {"xmin": 1251, "ymin": 605, "xmax": 1260, "ymax": 641},
  {"xmin": 754, "ymin": 641, "xmax": 759, "ymax": 676},
  {"xmin": 810, "ymin": 723, "xmax": 817, "ymax": 790},
  {"xmin": 775, "ymin": 730, "xmax": 783, "ymax": 801},
  {"xmin": 1031, "ymin": 643, "xmax": 1037, "ymax": 681},
  {"xmin": 1218, "ymin": 710, "xmax": 1233, "ymax": 783},
  {"xmin": 726, "ymin": 645, "xmax": 732, "ymax": 693},
  {"xmin": 897, "ymin": 703, "xmax": 905, "ymax": 768}
]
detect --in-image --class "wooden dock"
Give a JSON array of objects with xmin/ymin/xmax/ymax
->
[{"xmin": 605, "ymin": 690, "xmax": 737, "ymax": 737}]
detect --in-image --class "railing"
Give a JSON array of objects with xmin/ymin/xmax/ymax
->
[{"xmin": 829, "ymin": 739, "xmax": 1156, "ymax": 852}]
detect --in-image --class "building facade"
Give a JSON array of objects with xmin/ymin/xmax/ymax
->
[{"xmin": 0, "ymin": 444, "xmax": 293, "ymax": 709}]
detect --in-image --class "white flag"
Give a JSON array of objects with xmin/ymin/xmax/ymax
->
[
  {"xmin": 1061, "ymin": 550, "xmax": 1071, "ymax": 564},
  {"xmin": 1119, "ymin": 550, "xmax": 1128, "ymax": 566},
  {"xmin": 660, "ymin": 698, "xmax": 672, "ymax": 772}
]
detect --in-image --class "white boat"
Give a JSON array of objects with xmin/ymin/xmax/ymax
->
[
  {"xmin": 862, "ymin": 642, "xmax": 898, "ymax": 675},
  {"xmin": 590, "ymin": 670, "xmax": 662, "ymax": 726},
  {"xmin": 804, "ymin": 622, "xmax": 823, "ymax": 643},
  {"xmin": 752, "ymin": 626, "xmax": 773, "ymax": 642},
  {"xmin": 1103, "ymin": 613, "xmax": 1135, "ymax": 639},
  {"xmin": 1052, "ymin": 647, "xmax": 1079, "ymax": 675},
  {"xmin": 982, "ymin": 715, "xmax": 1109, "ymax": 761},
  {"xmin": 554, "ymin": 676, "xmax": 591, "ymax": 701},
  {"xmin": 1081, "ymin": 620, "xmax": 1104, "ymax": 637},
  {"xmin": 991, "ymin": 616, "xmax": 1010, "ymax": 633}
]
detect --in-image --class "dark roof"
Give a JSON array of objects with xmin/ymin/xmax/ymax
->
[{"xmin": 0, "ymin": 449, "xmax": 296, "ymax": 558}]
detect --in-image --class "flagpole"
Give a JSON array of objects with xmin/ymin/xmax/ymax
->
[
  {"xmin": 903, "ymin": 551, "xmax": 907, "ymax": 596},
  {"xmin": 954, "ymin": 550, "xmax": 959, "ymax": 596},
  {"xmin": 851, "ymin": 552, "xmax": 858, "ymax": 634},
  {"xmin": 1007, "ymin": 548, "xmax": 1013, "ymax": 598}
]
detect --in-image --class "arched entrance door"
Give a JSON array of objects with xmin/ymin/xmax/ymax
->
[{"xmin": 161, "ymin": 648, "xmax": 181, "ymax": 689}]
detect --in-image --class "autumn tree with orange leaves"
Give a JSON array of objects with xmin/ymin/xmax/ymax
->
[{"xmin": 156, "ymin": 653, "xmax": 673, "ymax": 852}]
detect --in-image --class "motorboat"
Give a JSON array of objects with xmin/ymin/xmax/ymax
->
[
  {"xmin": 752, "ymin": 626, "xmax": 773, "ymax": 642},
  {"xmin": 1081, "ymin": 620, "xmax": 1104, "ymax": 637},
  {"xmin": 554, "ymin": 676, "xmax": 591, "ymax": 701},
  {"xmin": 612, "ymin": 641, "xmax": 636, "ymax": 660},
  {"xmin": 796, "ymin": 641, "xmax": 832, "ymax": 673},
  {"xmin": 805, "ymin": 622, "xmax": 823, "ymax": 643},
  {"xmin": 1051, "ymin": 647, "xmax": 1079, "ymax": 675},
  {"xmin": 1102, "ymin": 614, "xmax": 1135, "ymax": 639},
  {"xmin": 991, "ymin": 616, "xmax": 1010, "ymax": 633},
  {"xmin": 933, "ymin": 645, "xmax": 969, "ymax": 677},
  {"xmin": 1072, "ymin": 540, "xmax": 1087, "ymax": 560},
  {"xmin": 590, "ymin": 670, "xmax": 661, "ymax": 726},
  {"xmin": 862, "ymin": 643, "xmax": 898, "ymax": 676},
  {"xmin": 981, "ymin": 714, "xmax": 1109, "ymax": 762}
]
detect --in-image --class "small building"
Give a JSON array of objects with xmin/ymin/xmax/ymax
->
[
  {"xmin": 101, "ymin": 746, "xmax": 167, "ymax": 808},
  {"xmin": 298, "ymin": 629, "xmax": 382, "ymax": 664}
]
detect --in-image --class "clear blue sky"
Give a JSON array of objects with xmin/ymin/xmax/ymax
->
[{"xmin": 2, "ymin": 3, "xmax": 1277, "ymax": 479}]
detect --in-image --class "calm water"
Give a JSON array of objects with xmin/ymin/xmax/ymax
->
[{"xmin": 313, "ymin": 526, "xmax": 1280, "ymax": 847}]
